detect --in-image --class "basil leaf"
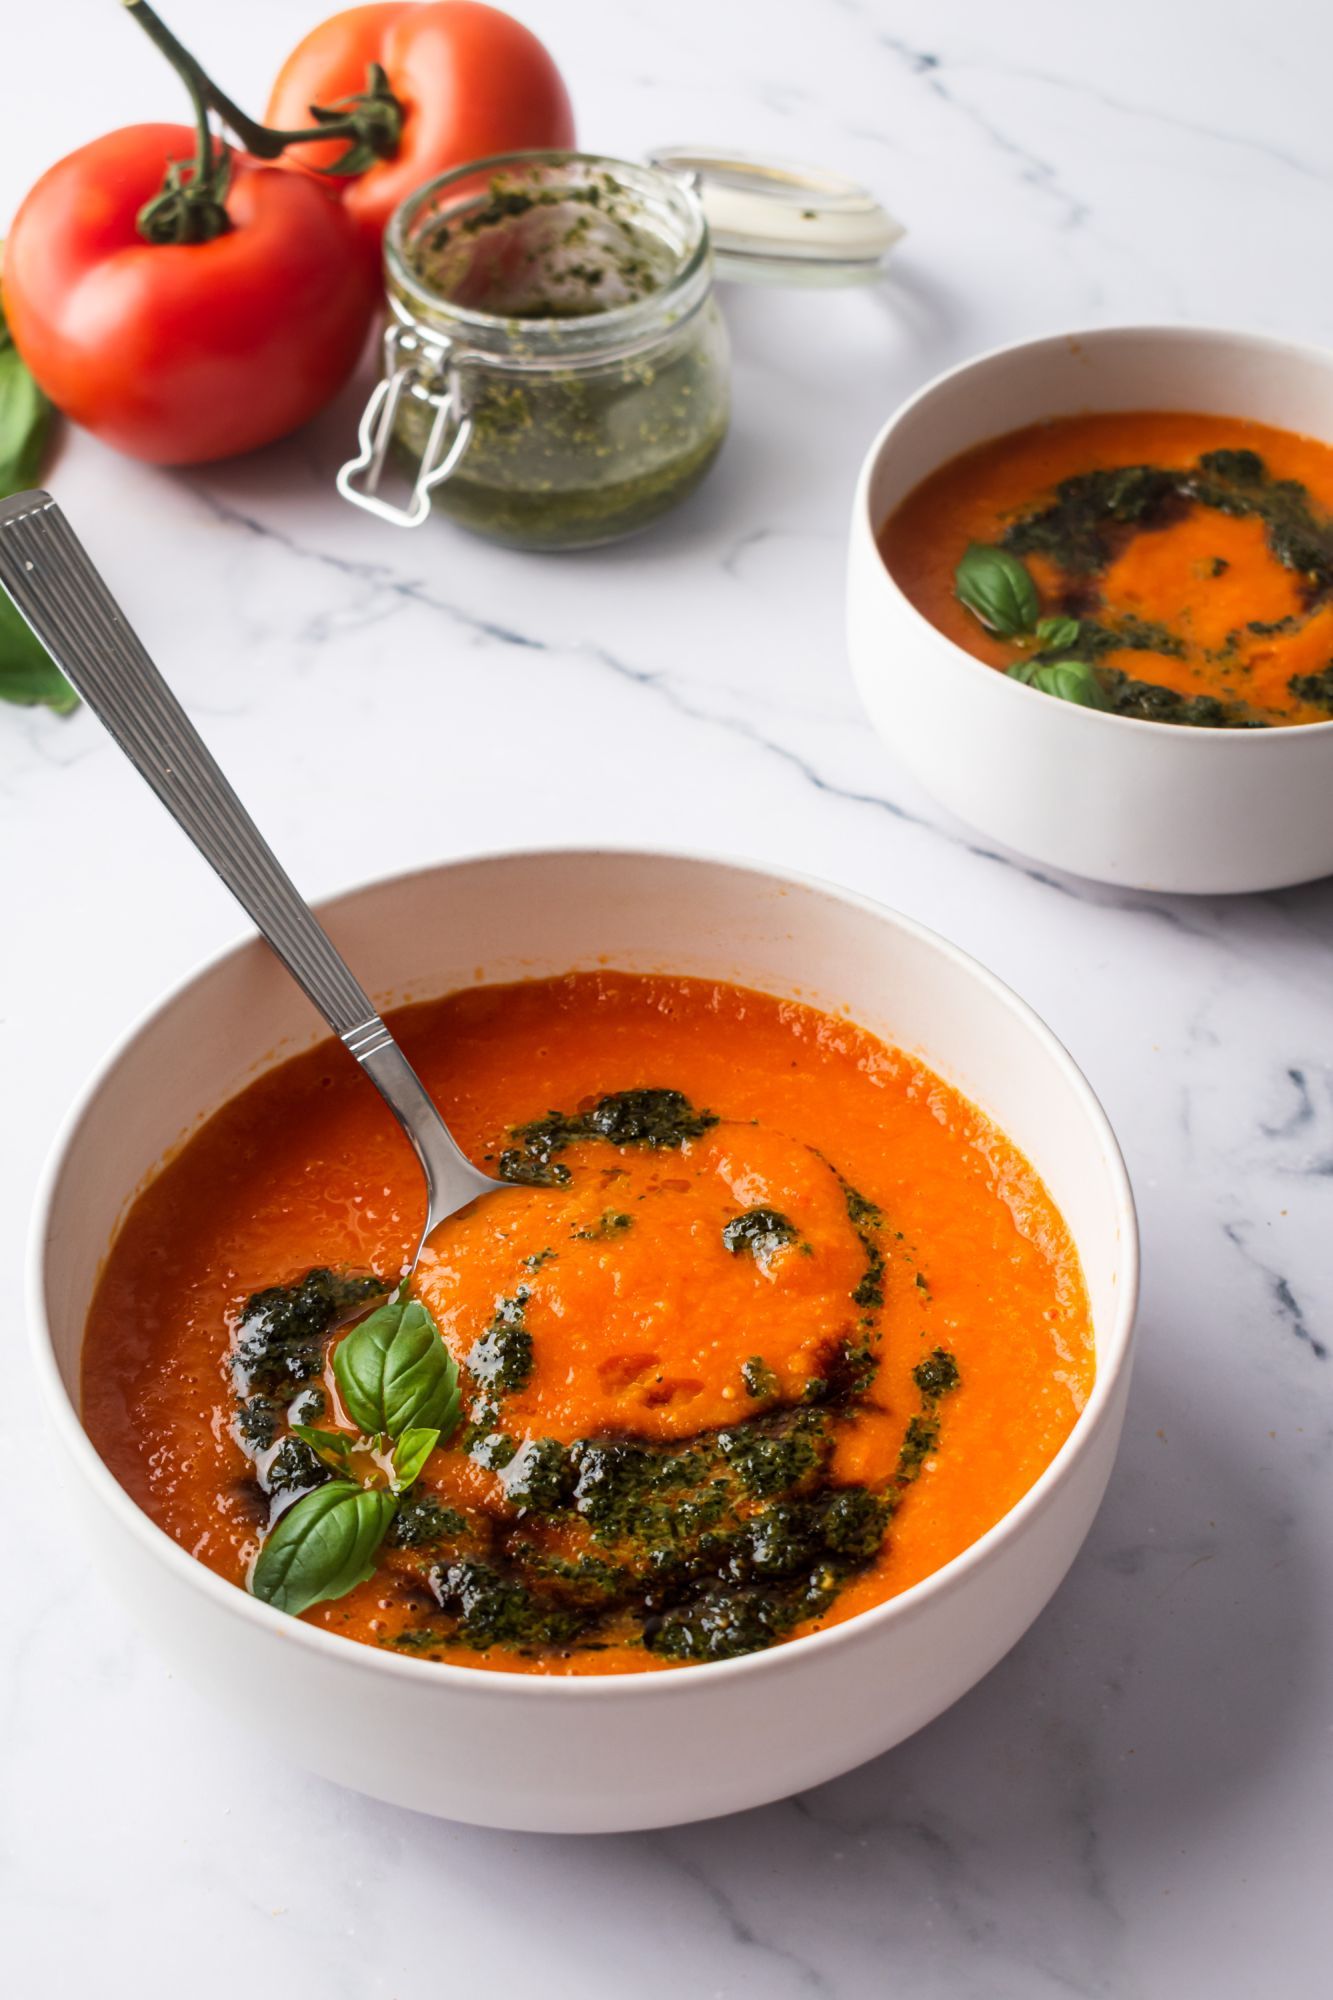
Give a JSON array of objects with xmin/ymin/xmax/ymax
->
[
  {"xmin": 954, "ymin": 544, "xmax": 1039, "ymax": 638},
  {"xmin": 1034, "ymin": 615, "xmax": 1081, "ymax": 651},
  {"xmin": 334, "ymin": 1296, "xmax": 461, "ymax": 1440},
  {"xmin": 1031, "ymin": 659, "xmax": 1112, "ymax": 710},
  {"xmin": 0, "ymin": 292, "xmax": 74, "ymax": 715},
  {"xmin": 1005, "ymin": 658, "xmax": 1040, "ymax": 686},
  {"xmin": 291, "ymin": 1423, "xmax": 354, "ymax": 1470},
  {"xmin": 0, "ymin": 594, "xmax": 78, "ymax": 712},
  {"xmin": 249, "ymin": 1480, "xmax": 396, "ymax": 1615},
  {"xmin": 0, "ymin": 315, "xmax": 51, "ymax": 497},
  {"xmin": 392, "ymin": 1425, "xmax": 440, "ymax": 1493}
]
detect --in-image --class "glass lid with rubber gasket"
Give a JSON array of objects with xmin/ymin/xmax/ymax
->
[{"xmin": 646, "ymin": 144, "xmax": 905, "ymax": 286}]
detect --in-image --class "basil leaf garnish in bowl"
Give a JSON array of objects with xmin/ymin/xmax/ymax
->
[
  {"xmin": 333, "ymin": 1295, "xmax": 461, "ymax": 1440},
  {"xmin": 954, "ymin": 543, "xmax": 1040, "ymax": 638},
  {"xmin": 248, "ymin": 1294, "xmax": 460, "ymax": 1618},
  {"xmin": 1007, "ymin": 657, "xmax": 1111, "ymax": 709},
  {"xmin": 250, "ymin": 1482, "xmax": 398, "ymax": 1616},
  {"xmin": 392, "ymin": 1426, "xmax": 443, "ymax": 1492},
  {"xmin": 1032, "ymin": 614, "xmax": 1081, "ymax": 651}
]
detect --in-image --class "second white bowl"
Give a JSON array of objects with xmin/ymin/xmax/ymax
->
[{"xmin": 847, "ymin": 325, "xmax": 1333, "ymax": 894}]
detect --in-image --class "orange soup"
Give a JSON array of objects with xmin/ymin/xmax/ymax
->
[
  {"xmin": 882, "ymin": 411, "xmax": 1333, "ymax": 727},
  {"xmin": 83, "ymin": 973, "xmax": 1094, "ymax": 1675}
]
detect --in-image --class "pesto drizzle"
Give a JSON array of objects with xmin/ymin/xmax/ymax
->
[
  {"xmin": 985, "ymin": 446, "xmax": 1333, "ymax": 725},
  {"xmin": 231, "ymin": 1268, "xmax": 387, "ymax": 1472},
  {"xmin": 234, "ymin": 1104, "xmax": 965, "ymax": 1667},
  {"xmin": 388, "ymin": 1332, "xmax": 964, "ymax": 1664},
  {"xmin": 498, "ymin": 1087, "xmax": 719, "ymax": 1186},
  {"xmin": 722, "ymin": 1207, "xmax": 798, "ymax": 1267}
]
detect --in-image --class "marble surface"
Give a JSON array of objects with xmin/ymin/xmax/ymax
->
[{"xmin": 3, "ymin": 0, "xmax": 1331, "ymax": 1991}]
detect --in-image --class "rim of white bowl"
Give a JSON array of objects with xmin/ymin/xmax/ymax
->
[
  {"xmin": 855, "ymin": 320, "xmax": 1333, "ymax": 742},
  {"xmin": 27, "ymin": 844, "xmax": 1139, "ymax": 1702}
]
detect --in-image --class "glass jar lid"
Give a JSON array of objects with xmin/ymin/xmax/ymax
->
[{"xmin": 645, "ymin": 145, "xmax": 904, "ymax": 286}]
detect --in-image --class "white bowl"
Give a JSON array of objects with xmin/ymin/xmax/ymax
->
[
  {"xmin": 847, "ymin": 325, "xmax": 1333, "ymax": 894},
  {"xmin": 30, "ymin": 849, "xmax": 1137, "ymax": 1832}
]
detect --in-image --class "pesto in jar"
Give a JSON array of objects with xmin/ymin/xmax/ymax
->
[{"xmin": 384, "ymin": 154, "xmax": 731, "ymax": 549}]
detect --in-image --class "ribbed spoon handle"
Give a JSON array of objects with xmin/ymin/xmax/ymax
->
[
  {"xmin": 0, "ymin": 488, "xmax": 378, "ymax": 1033},
  {"xmin": 0, "ymin": 490, "xmax": 496, "ymax": 1230}
]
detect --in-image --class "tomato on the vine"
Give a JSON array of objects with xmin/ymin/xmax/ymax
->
[
  {"xmin": 1, "ymin": 4, "xmax": 573, "ymax": 467},
  {"xmin": 2, "ymin": 124, "xmax": 377, "ymax": 465},
  {"xmin": 266, "ymin": 2, "xmax": 575, "ymax": 262}
]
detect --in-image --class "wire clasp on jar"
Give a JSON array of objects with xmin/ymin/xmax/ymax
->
[{"xmin": 336, "ymin": 322, "xmax": 474, "ymax": 528}]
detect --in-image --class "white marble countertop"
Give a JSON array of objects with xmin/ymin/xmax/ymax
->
[{"xmin": 3, "ymin": 0, "xmax": 1331, "ymax": 1991}]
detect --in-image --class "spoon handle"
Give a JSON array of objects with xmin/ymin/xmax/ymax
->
[
  {"xmin": 0, "ymin": 489, "xmax": 379, "ymax": 1030},
  {"xmin": 0, "ymin": 490, "xmax": 491, "ymax": 1219}
]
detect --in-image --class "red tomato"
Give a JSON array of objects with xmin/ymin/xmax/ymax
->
[
  {"xmin": 2, "ymin": 124, "xmax": 378, "ymax": 466},
  {"xmin": 266, "ymin": 2, "xmax": 575, "ymax": 263}
]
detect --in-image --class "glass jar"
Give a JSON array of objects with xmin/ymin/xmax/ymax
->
[{"xmin": 338, "ymin": 152, "xmax": 732, "ymax": 550}]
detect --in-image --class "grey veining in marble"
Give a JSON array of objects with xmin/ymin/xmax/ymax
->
[{"xmin": 2, "ymin": 1, "xmax": 1330, "ymax": 1993}]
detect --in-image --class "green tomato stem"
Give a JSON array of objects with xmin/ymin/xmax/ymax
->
[
  {"xmin": 124, "ymin": 1, "xmax": 402, "ymax": 180},
  {"xmin": 128, "ymin": 2, "xmax": 232, "ymax": 243}
]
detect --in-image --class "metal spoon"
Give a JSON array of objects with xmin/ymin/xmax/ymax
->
[{"xmin": 0, "ymin": 489, "xmax": 501, "ymax": 1263}]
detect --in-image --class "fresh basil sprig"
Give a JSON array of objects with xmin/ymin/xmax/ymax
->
[
  {"xmin": 250, "ymin": 1295, "xmax": 460, "ymax": 1618},
  {"xmin": 953, "ymin": 551, "xmax": 1094, "ymax": 686},
  {"xmin": 944, "ymin": 552, "xmax": 1088, "ymax": 676},
  {"xmin": 334, "ymin": 1295, "xmax": 461, "ymax": 1440},
  {"xmin": 954, "ymin": 543, "xmax": 1040, "ymax": 638},
  {"xmin": 250, "ymin": 1481, "xmax": 398, "ymax": 1615},
  {"xmin": 1007, "ymin": 657, "xmax": 1111, "ymax": 710},
  {"xmin": 953, "ymin": 543, "xmax": 1111, "ymax": 710},
  {"xmin": 0, "ymin": 289, "xmax": 73, "ymax": 715}
]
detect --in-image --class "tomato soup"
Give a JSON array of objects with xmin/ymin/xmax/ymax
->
[
  {"xmin": 882, "ymin": 411, "xmax": 1333, "ymax": 727},
  {"xmin": 83, "ymin": 973, "xmax": 1094, "ymax": 1675}
]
